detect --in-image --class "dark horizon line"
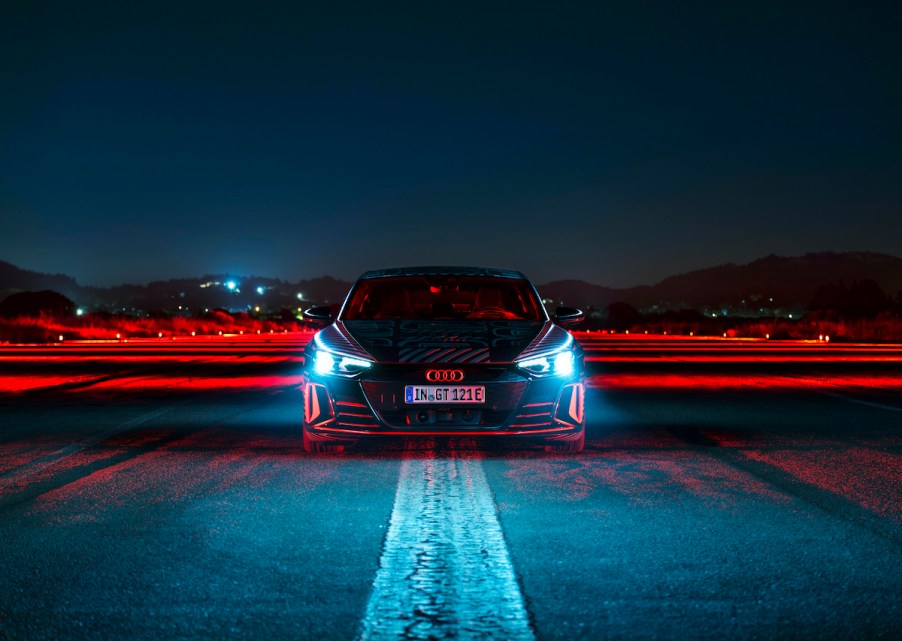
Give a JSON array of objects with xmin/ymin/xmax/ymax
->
[{"xmin": 3, "ymin": 249, "xmax": 902, "ymax": 292}]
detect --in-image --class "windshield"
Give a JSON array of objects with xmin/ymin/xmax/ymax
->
[{"xmin": 341, "ymin": 276, "xmax": 545, "ymax": 321}]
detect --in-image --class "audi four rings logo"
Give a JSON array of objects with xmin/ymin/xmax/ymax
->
[{"xmin": 425, "ymin": 369, "xmax": 465, "ymax": 382}]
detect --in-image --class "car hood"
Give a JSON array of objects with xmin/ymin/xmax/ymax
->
[{"xmin": 327, "ymin": 319, "xmax": 556, "ymax": 364}]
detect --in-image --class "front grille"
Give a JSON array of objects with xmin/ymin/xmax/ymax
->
[
  {"xmin": 375, "ymin": 407, "xmax": 516, "ymax": 429},
  {"xmin": 359, "ymin": 369, "xmax": 528, "ymax": 429}
]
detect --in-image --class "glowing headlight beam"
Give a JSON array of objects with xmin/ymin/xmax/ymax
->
[
  {"xmin": 553, "ymin": 351, "xmax": 574, "ymax": 377},
  {"xmin": 314, "ymin": 351, "xmax": 336, "ymax": 375}
]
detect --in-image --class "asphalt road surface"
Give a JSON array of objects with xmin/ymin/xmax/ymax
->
[{"xmin": 1, "ymin": 333, "xmax": 900, "ymax": 640}]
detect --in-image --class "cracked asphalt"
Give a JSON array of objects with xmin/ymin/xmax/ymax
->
[{"xmin": 0, "ymin": 335, "xmax": 899, "ymax": 640}]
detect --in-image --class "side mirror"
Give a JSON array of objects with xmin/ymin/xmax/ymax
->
[
  {"xmin": 554, "ymin": 306, "xmax": 584, "ymax": 327},
  {"xmin": 304, "ymin": 306, "xmax": 333, "ymax": 326}
]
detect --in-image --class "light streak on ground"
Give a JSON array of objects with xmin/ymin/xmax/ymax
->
[
  {"xmin": 577, "ymin": 334, "xmax": 902, "ymax": 363},
  {"xmin": 1, "ymin": 333, "xmax": 901, "ymax": 396},
  {"xmin": 589, "ymin": 372, "xmax": 902, "ymax": 391},
  {"xmin": 741, "ymin": 447, "xmax": 902, "ymax": 521},
  {"xmin": 0, "ymin": 374, "xmax": 107, "ymax": 392}
]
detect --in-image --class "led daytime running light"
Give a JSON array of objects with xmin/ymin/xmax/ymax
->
[
  {"xmin": 516, "ymin": 349, "xmax": 575, "ymax": 377},
  {"xmin": 312, "ymin": 336, "xmax": 373, "ymax": 376}
]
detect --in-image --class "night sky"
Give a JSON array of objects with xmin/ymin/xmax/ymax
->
[{"xmin": 1, "ymin": 1, "xmax": 900, "ymax": 287}]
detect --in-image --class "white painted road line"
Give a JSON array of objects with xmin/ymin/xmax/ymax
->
[{"xmin": 357, "ymin": 453, "xmax": 535, "ymax": 641}]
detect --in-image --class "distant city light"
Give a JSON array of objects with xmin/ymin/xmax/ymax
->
[
  {"xmin": 297, "ymin": 293, "xmax": 304, "ymax": 300},
  {"xmin": 256, "ymin": 286, "xmax": 265, "ymax": 295},
  {"xmin": 76, "ymin": 308, "xmax": 84, "ymax": 316},
  {"xmin": 254, "ymin": 306, "xmax": 260, "ymax": 312},
  {"xmin": 226, "ymin": 281, "xmax": 237, "ymax": 291}
]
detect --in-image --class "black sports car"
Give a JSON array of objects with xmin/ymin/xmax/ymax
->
[{"xmin": 301, "ymin": 266, "xmax": 586, "ymax": 453}]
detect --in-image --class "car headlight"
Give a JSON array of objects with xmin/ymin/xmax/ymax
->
[
  {"xmin": 516, "ymin": 350, "xmax": 575, "ymax": 377},
  {"xmin": 313, "ymin": 349, "xmax": 373, "ymax": 377}
]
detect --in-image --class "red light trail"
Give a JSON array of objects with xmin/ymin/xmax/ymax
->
[{"xmin": 1, "ymin": 333, "xmax": 901, "ymax": 395}]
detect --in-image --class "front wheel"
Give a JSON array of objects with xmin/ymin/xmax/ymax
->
[
  {"xmin": 544, "ymin": 427, "xmax": 585, "ymax": 453},
  {"xmin": 302, "ymin": 424, "xmax": 346, "ymax": 453}
]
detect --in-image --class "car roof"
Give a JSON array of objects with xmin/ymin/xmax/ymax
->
[{"xmin": 358, "ymin": 266, "xmax": 528, "ymax": 280}]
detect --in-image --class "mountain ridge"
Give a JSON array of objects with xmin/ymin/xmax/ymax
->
[
  {"xmin": 540, "ymin": 252, "xmax": 902, "ymax": 312},
  {"xmin": 2, "ymin": 252, "xmax": 901, "ymax": 313}
]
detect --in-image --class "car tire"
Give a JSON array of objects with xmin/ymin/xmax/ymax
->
[
  {"xmin": 544, "ymin": 426, "xmax": 585, "ymax": 453},
  {"xmin": 302, "ymin": 423, "xmax": 346, "ymax": 453}
]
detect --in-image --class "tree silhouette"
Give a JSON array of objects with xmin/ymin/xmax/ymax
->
[
  {"xmin": 0, "ymin": 290, "xmax": 75, "ymax": 318},
  {"xmin": 810, "ymin": 279, "xmax": 892, "ymax": 318}
]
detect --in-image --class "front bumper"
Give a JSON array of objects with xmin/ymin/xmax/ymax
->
[{"xmin": 303, "ymin": 365, "xmax": 584, "ymax": 439}]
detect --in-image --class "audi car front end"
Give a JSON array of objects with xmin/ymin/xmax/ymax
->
[{"xmin": 301, "ymin": 266, "xmax": 585, "ymax": 453}]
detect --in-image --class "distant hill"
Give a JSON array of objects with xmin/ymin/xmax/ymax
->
[
  {"xmin": 0, "ymin": 290, "xmax": 75, "ymax": 317},
  {"xmin": 0, "ymin": 261, "xmax": 353, "ymax": 312},
  {"xmin": 0, "ymin": 261, "xmax": 83, "ymax": 303},
  {"xmin": 539, "ymin": 252, "xmax": 902, "ymax": 313},
  {"xmin": 2, "ymin": 252, "xmax": 901, "ymax": 315}
]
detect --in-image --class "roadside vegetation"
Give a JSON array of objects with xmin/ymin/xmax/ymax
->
[
  {"xmin": 2, "ymin": 279, "xmax": 901, "ymax": 343},
  {"xmin": 4, "ymin": 309, "xmax": 901, "ymax": 344},
  {"xmin": 0, "ymin": 310, "xmax": 308, "ymax": 344},
  {"xmin": 590, "ymin": 279, "xmax": 902, "ymax": 341},
  {"xmin": 606, "ymin": 313, "xmax": 902, "ymax": 342}
]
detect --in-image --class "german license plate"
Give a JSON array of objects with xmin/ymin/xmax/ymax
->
[{"xmin": 404, "ymin": 385, "xmax": 486, "ymax": 404}]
